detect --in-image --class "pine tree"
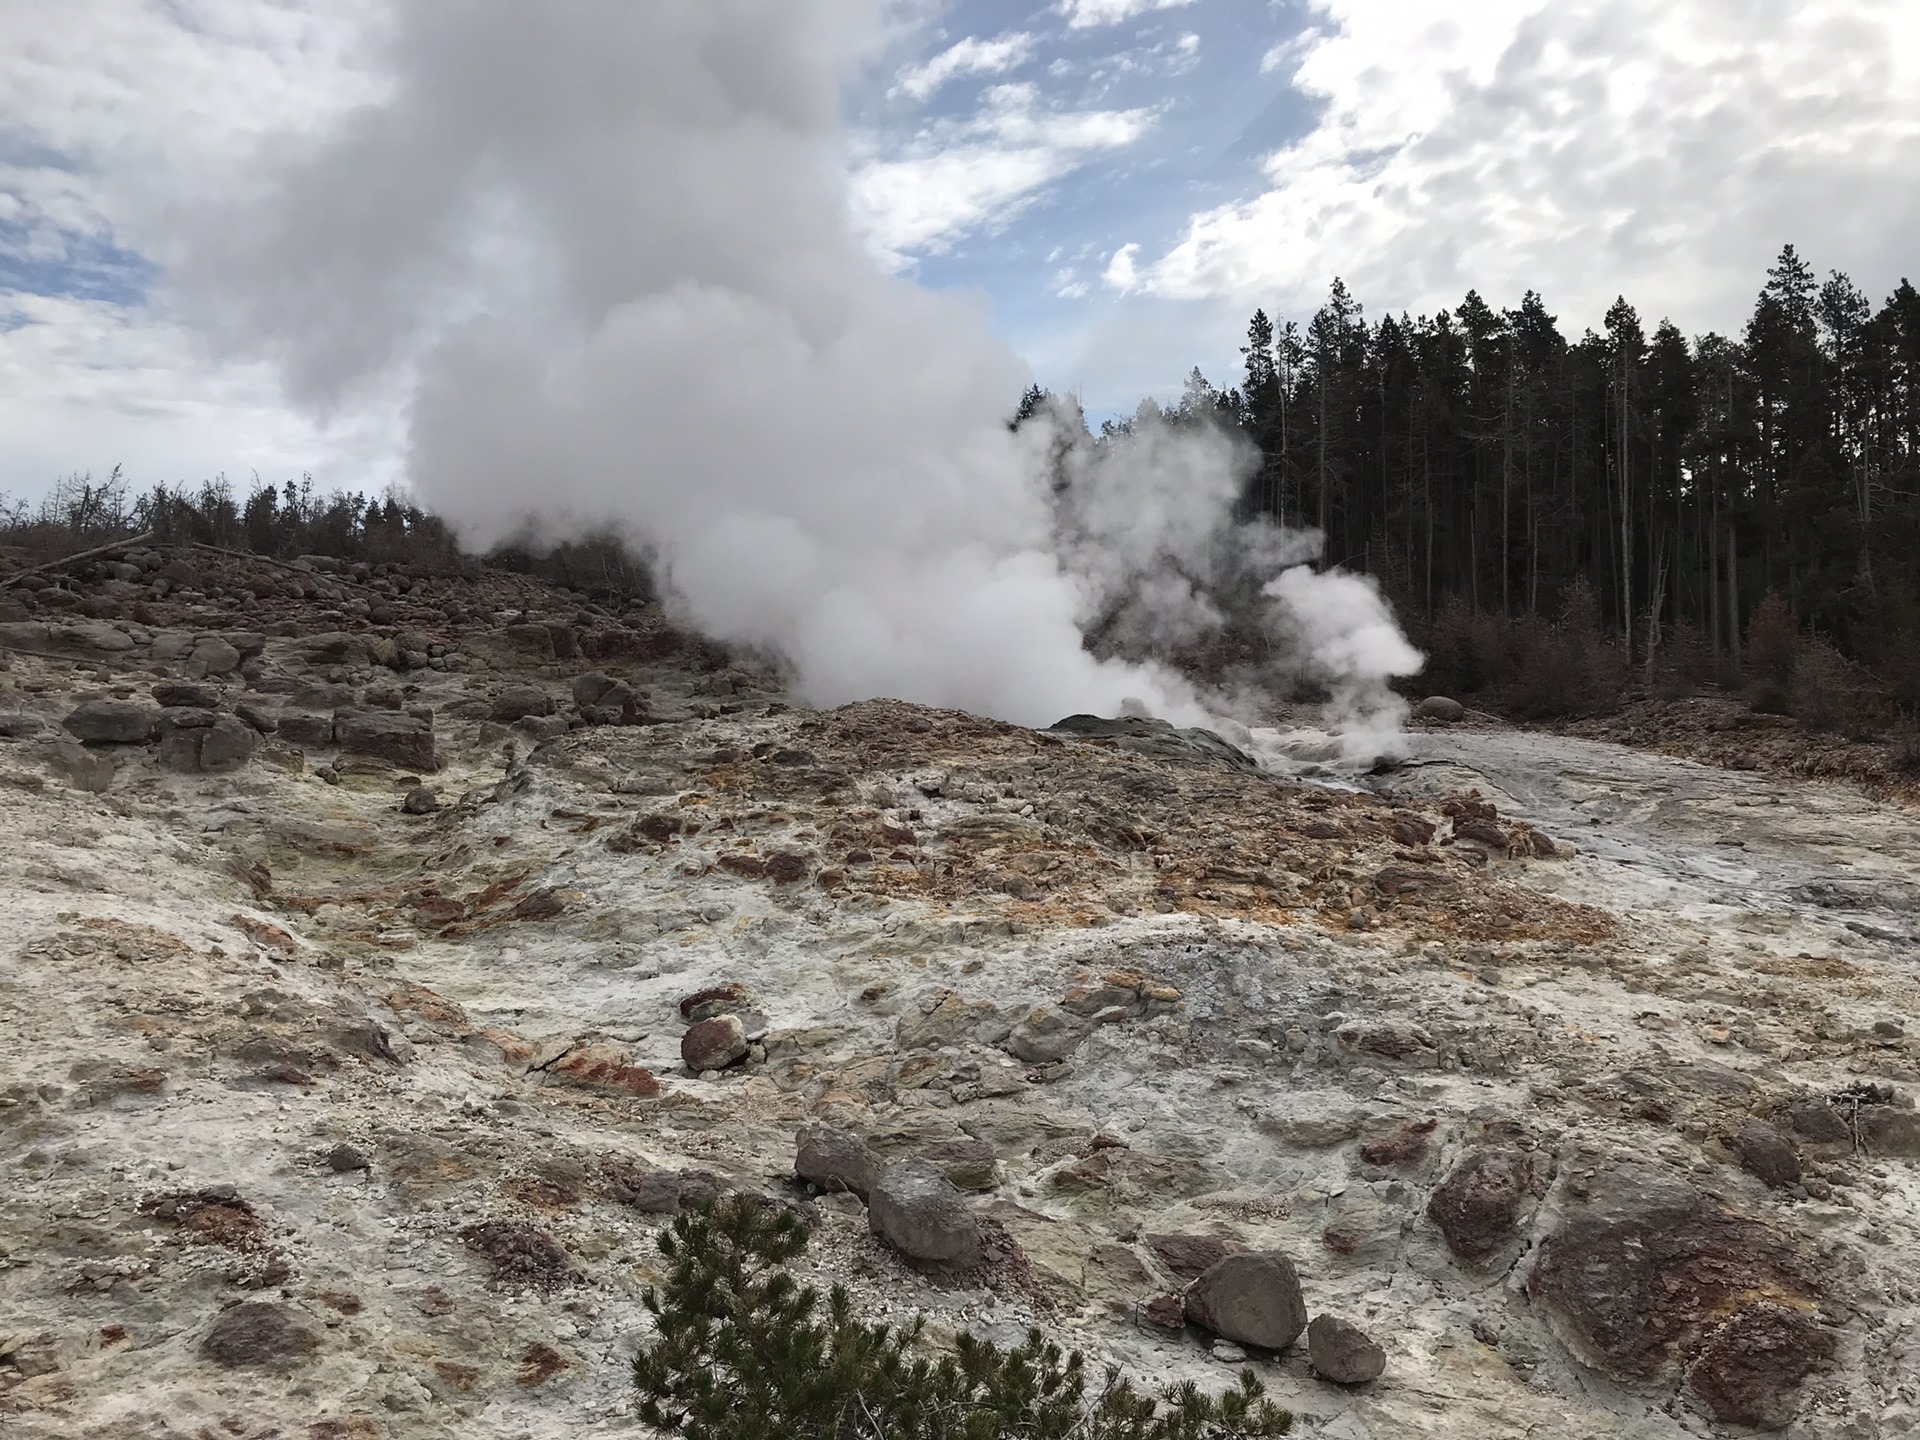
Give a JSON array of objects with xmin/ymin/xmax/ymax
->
[{"xmin": 631, "ymin": 1198, "xmax": 1294, "ymax": 1440}]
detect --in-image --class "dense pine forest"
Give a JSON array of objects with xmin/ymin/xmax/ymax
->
[{"xmin": 1029, "ymin": 244, "xmax": 1920, "ymax": 730}]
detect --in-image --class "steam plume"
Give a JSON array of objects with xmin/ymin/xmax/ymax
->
[{"xmin": 181, "ymin": 0, "xmax": 1420, "ymax": 747}]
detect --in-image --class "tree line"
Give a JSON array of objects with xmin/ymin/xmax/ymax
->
[{"xmin": 1027, "ymin": 245, "xmax": 1920, "ymax": 725}]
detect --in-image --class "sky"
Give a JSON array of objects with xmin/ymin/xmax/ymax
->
[{"xmin": 2, "ymin": 0, "xmax": 1917, "ymax": 502}]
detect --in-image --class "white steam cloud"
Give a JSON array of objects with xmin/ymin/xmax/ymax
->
[{"xmin": 178, "ymin": 0, "xmax": 1421, "ymax": 755}]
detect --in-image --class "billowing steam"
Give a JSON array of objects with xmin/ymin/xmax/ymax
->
[{"xmin": 180, "ymin": 0, "xmax": 1420, "ymax": 756}]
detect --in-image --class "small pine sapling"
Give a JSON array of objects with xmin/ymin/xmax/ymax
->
[{"xmin": 632, "ymin": 1196, "xmax": 1292, "ymax": 1439}]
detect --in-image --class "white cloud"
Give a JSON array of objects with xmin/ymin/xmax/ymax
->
[
  {"xmin": 0, "ymin": 291, "xmax": 401, "ymax": 497},
  {"xmin": 850, "ymin": 84, "xmax": 1154, "ymax": 268},
  {"xmin": 890, "ymin": 31, "xmax": 1036, "ymax": 103},
  {"xmin": 0, "ymin": 1, "xmax": 389, "ymax": 494},
  {"xmin": 1134, "ymin": 0, "xmax": 1920, "ymax": 334},
  {"xmin": 1104, "ymin": 242, "xmax": 1141, "ymax": 291},
  {"xmin": 1059, "ymin": 0, "xmax": 1198, "ymax": 30}
]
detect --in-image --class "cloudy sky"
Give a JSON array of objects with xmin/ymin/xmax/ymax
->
[{"xmin": 3, "ymin": 0, "xmax": 1917, "ymax": 501}]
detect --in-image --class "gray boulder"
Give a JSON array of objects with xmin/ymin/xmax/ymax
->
[
  {"xmin": 1307, "ymin": 1314, "xmax": 1385, "ymax": 1384},
  {"xmin": 1185, "ymin": 1252, "xmax": 1307, "ymax": 1350},
  {"xmin": 868, "ymin": 1158, "xmax": 980, "ymax": 1266},
  {"xmin": 795, "ymin": 1124, "xmax": 881, "ymax": 1200},
  {"xmin": 63, "ymin": 698, "xmax": 160, "ymax": 744},
  {"xmin": 1728, "ymin": 1117, "xmax": 1800, "ymax": 1187},
  {"xmin": 187, "ymin": 638, "xmax": 242, "ymax": 678},
  {"xmin": 1415, "ymin": 695, "xmax": 1466, "ymax": 723}
]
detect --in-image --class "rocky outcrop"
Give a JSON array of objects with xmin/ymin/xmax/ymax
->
[
  {"xmin": 1527, "ymin": 1160, "xmax": 1838, "ymax": 1426},
  {"xmin": 1426, "ymin": 1146, "xmax": 1547, "ymax": 1264}
]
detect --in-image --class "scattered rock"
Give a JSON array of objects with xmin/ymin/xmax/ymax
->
[
  {"xmin": 681, "ymin": 1014, "xmax": 748, "ymax": 1072},
  {"xmin": 868, "ymin": 1158, "xmax": 981, "ymax": 1267},
  {"xmin": 325, "ymin": 1144, "xmax": 371, "ymax": 1173},
  {"xmin": 795, "ymin": 1124, "xmax": 881, "ymax": 1200},
  {"xmin": 1307, "ymin": 1313, "xmax": 1386, "ymax": 1384},
  {"xmin": 1140, "ymin": 1293, "xmax": 1187, "ymax": 1331},
  {"xmin": 401, "ymin": 785, "xmax": 440, "ymax": 814},
  {"xmin": 461, "ymin": 1221, "xmax": 572, "ymax": 1288},
  {"xmin": 1184, "ymin": 1252, "xmax": 1307, "ymax": 1351}
]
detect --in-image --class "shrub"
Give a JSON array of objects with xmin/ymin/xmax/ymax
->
[
  {"xmin": 632, "ymin": 1197, "xmax": 1293, "ymax": 1440},
  {"xmin": 1744, "ymin": 593, "xmax": 1799, "ymax": 714}
]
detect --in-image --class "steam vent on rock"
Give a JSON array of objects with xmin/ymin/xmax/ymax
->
[{"xmin": 8, "ymin": 1, "xmax": 1920, "ymax": 1438}]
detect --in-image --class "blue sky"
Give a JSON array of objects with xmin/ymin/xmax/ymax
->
[
  {"xmin": 844, "ymin": 0, "xmax": 1321, "ymax": 403},
  {"xmin": 2, "ymin": 0, "xmax": 1918, "ymax": 499}
]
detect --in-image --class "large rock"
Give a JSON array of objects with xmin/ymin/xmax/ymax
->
[
  {"xmin": 1427, "ymin": 1147, "xmax": 1546, "ymax": 1264},
  {"xmin": 1728, "ymin": 1117, "xmax": 1801, "ymax": 1187},
  {"xmin": 681, "ymin": 1014, "xmax": 747, "ymax": 1072},
  {"xmin": 1686, "ymin": 1303, "xmax": 1837, "ymax": 1429},
  {"xmin": 795, "ymin": 1124, "xmax": 881, "ymax": 1200},
  {"xmin": 1007, "ymin": 1004, "xmax": 1087, "ymax": 1064},
  {"xmin": 334, "ymin": 709, "xmax": 437, "ymax": 771},
  {"xmin": 1859, "ymin": 1104, "xmax": 1920, "ymax": 1158},
  {"xmin": 1184, "ymin": 1252, "xmax": 1307, "ymax": 1351},
  {"xmin": 153, "ymin": 681, "xmax": 220, "ymax": 708},
  {"xmin": 278, "ymin": 712, "xmax": 335, "ymax": 749},
  {"xmin": 1415, "ymin": 695, "xmax": 1466, "ymax": 723},
  {"xmin": 491, "ymin": 684, "xmax": 555, "ymax": 722},
  {"xmin": 868, "ymin": 1159, "xmax": 980, "ymax": 1266},
  {"xmin": 1527, "ymin": 1160, "xmax": 1834, "ymax": 1424},
  {"xmin": 1307, "ymin": 1314, "xmax": 1386, "ymax": 1384},
  {"xmin": 187, "ymin": 638, "xmax": 242, "ymax": 677},
  {"xmin": 158, "ymin": 714, "xmax": 257, "ymax": 774},
  {"xmin": 63, "ymin": 698, "xmax": 159, "ymax": 744},
  {"xmin": 199, "ymin": 1302, "xmax": 319, "ymax": 1372}
]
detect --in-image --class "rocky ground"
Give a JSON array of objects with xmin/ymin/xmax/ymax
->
[{"xmin": 0, "ymin": 541, "xmax": 1917, "ymax": 1439}]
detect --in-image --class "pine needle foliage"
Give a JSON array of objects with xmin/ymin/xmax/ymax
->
[{"xmin": 632, "ymin": 1198, "xmax": 1293, "ymax": 1440}]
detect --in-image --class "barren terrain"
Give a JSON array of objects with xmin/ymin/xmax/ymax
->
[{"xmin": 1, "ymin": 543, "xmax": 1917, "ymax": 1438}]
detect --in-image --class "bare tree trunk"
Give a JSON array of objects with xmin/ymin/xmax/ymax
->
[{"xmin": 1726, "ymin": 524, "xmax": 1741, "ymax": 670}]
